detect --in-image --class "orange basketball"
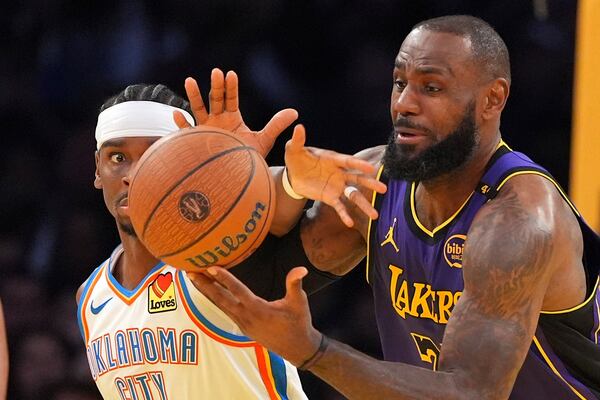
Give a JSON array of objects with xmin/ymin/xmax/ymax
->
[{"xmin": 128, "ymin": 125, "xmax": 275, "ymax": 271}]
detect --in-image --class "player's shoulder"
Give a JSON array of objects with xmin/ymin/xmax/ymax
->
[
  {"xmin": 473, "ymin": 173, "xmax": 578, "ymax": 248},
  {"xmin": 353, "ymin": 145, "xmax": 386, "ymax": 168},
  {"xmin": 493, "ymin": 173, "xmax": 574, "ymax": 222},
  {"xmin": 76, "ymin": 283, "xmax": 85, "ymax": 305},
  {"xmin": 76, "ymin": 261, "xmax": 108, "ymax": 305}
]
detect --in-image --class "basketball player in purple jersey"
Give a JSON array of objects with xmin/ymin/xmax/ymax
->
[{"xmin": 190, "ymin": 15, "xmax": 600, "ymax": 399}]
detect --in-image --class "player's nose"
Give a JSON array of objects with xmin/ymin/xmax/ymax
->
[
  {"xmin": 393, "ymin": 84, "xmax": 420, "ymax": 117},
  {"xmin": 122, "ymin": 163, "xmax": 138, "ymax": 186},
  {"xmin": 122, "ymin": 171, "xmax": 132, "ymax": 186}
]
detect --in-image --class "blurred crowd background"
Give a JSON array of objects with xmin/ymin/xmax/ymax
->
[{"xmin": 0, "ymin": 1, "xmax": 578, "ymax": 399}]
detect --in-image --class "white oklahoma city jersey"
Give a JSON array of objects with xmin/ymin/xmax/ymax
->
[{"xmin": 78, "ymin": 246, "xmax": 307, "ymax": 400}]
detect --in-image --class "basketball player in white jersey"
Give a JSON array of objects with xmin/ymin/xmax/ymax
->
[{"xmin": 76, "ymin": 69, "xmax": 316, "ymax": 399}]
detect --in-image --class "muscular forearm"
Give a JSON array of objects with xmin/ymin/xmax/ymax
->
[
  {"xmin": 301, "ymin": 204, "xmax": 367, "ymax": 275},
  {"xmin": 269, "ymin": 166, "xmax": 307, "ymax": 236},
  {"xmin": 308, "ymin": 338, "xmax": 467, "ymax": 400}
]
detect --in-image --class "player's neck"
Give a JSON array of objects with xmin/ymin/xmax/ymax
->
[
  {"xmin": 414, "ymin": 136, "xmax": 500, "ymax": 230},
  {"xmin": 115, "ymin": 232, "xmax": 162, "ymax": 290}
]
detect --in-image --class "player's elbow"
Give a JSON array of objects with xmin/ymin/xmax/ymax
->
[{"xmin": 443, "ymin": 368, "xmax": 514, "ymax": 400}]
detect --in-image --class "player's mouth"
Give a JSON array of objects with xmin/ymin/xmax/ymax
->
[
  {"xmin": 116, "ymin": 194, "xmax": 130, "ymax": 216},
  {"xmin": 394, "ymin": 127, "xmax": 427, "ymax": 145}
]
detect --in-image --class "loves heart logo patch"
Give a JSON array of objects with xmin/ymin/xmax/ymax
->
[
  {"xmin": 148, "ymin": 272, "xmax": 177, "ymax": 314},
  {"xmin": 152, "ymin": 272, "xmax": 173, "ymax": 298}
]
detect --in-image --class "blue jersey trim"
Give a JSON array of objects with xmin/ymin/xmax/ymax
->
[
  {"xmin": 106, "ymin": 258, "xmax": 165, "ymax": 298},
  {"xmin": 77, "ymin": 263, "xmax": 105, "ymax": 341},
  {"xmin": 268, "ymin": 351, "xmax": 289, "ymax": 400},
  {"xmin": 177, "ymin": 271, "xmax": 253, "ymax": 342}
]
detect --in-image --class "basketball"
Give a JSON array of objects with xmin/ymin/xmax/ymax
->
[{"xmin": 127, "ymin": 125, "xmax": 276, "ymax": 271}]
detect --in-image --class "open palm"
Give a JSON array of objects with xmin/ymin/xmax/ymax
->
[
  {"xmin": 174, "ymin": 68, "xmax": 297, "ymax": 158},
  {"xmin": 284, "ymin": 126, "xmax": 387, "ymax": 227}
]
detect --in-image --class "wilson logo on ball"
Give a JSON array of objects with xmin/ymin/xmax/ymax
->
[
  {"xmin": 184, "ymin": 202, "xmax": 266, "ymax": 269},
  {"xmin": 179, "ymin": 192, "xmax": 211, "ymax": 223},
  {"xmin": 128, "ymin": 127, "xmax": 276, "ymax": 271}
]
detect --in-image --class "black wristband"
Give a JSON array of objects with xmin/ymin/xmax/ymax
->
[
  {"xmin": 297, "ymin": 334, "xmax": 329, "ymax": 371},
  {"xmin": 230, "ymin": 215, "xmax": 340, "ymax": 300}
]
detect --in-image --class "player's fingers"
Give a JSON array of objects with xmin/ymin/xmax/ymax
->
[
  {"xmin": 209, "ymin": 68, "xmax": 225, "ymax": 114},
  {"xmin": 284, "ymin": 267, "xmax": 308, "ymax": 302},
  {"xmin": 260, "ymin": 108, "xmax": 298, "ymax": 142},
  {"xmin": 326, "ymin": 152, "xmax": 376, "ymax": 175},
  {"xmin": 224, "ymin": 70, "xmax": 239, "ymax": 112},
  {"xmin": 173, "ymin": 110, "xmax": 192, "ymax": 129},
  {"xmin": 329, "ymin": 198, "xmax": 354, "ymax": 228},
  {"xmin": 347, "ymin": 190, "xmax": 379, "ymax": 220},
  {"xmin": 186, "ymin": 271, "xmax": 245, "ymax": 317},
  {"xmin": 286, "ymin": 124, "xmax": 306, "ymax": 152},
  {"xmin": 205, "ymin": 266, "xmax": 259, "ymax": 301},
  {"xmin": 184, "ymin": 77, "xmax": 208, "ymax": 124},
  {"xmin": 345, "ymin": 174, "xmax": 387, "ymax": 194}
]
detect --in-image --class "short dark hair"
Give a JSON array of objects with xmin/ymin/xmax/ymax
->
[
  {"xmin": 100, "ymin": 83, "xmax": 192, "ymax": 113},
  {"xmin": 413, "ymin": 15, "xmax": 511, "ymax": 83}
]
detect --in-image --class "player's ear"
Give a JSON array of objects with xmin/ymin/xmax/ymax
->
[
  {"xmin": 481, "ymin": 78, "xmax": 509, "ymax": 121},
  {"xmin": 94, "ymin": 151, "xmax": 102, "ymax": 189}
]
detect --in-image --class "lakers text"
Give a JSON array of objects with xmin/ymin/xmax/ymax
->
[{"xmin": 389, "ymin": 265, "xmax": 462, "ymax": 324}]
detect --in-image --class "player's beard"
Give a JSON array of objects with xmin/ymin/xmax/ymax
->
[{"xmin": 383, "ymin": 101, "xmax": 479, "ymax": 182}]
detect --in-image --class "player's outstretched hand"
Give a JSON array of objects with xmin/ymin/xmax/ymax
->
[
  {"xmin": 285, "ymin": 125, "xmax": 387, "ymax": 227},
  {"xmin": 187, "ymin": 267, "xmax": 322, "ymax": 367},
  {"xmin": 173, "ymin": 68, "xmax": 298, "ymax": 158}
]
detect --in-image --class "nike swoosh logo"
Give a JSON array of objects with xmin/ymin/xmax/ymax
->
[{"xmin": 90, "ymin": 297, "xmax": 113, "ymax": 315}]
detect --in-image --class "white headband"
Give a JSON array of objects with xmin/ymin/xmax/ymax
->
[{"xmin": 95, "ymin": 101, "xmax": 195, "ymax": 149}]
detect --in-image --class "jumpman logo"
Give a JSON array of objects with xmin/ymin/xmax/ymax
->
[{"xmin": 381, "ymin": 218, "xmax": 399, "ymax": 253}]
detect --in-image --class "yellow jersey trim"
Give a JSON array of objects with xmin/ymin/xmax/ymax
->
[
  {"xmin": 595, "ymin": 295, "xmax": 600, "ymax": 345},
  {"xmin": 495, "ymin": 171, "xmax": 580, "ymax": 217},
  {"xmin": 409, "ymin": 182, "xmax": 474, "ymax": 238},
  {"xmin": 366, "ymin": 165, "xmax": 385, "ymax": 284},
  {"xmin": 498, "ymin": 139, "xmax": 512, "ymax": 151},
  {"xmin": 532, "ymin": 336, "xmax": 591, "ymax": 400}
]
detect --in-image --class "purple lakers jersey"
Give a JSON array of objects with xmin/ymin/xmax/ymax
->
[{"xmin": 367, "ymin": 143, "xmax": 600, "ymax": 399}]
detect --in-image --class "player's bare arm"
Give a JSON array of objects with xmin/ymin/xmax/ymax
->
[{"xmin": 188, "ymin": 173, "xmax": 585, "ymax": 399}]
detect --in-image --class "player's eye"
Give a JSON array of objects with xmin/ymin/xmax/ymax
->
[
  {"xmin": 395, "ymin": 80, "xmax": 407, "ymax": 91},
  {"xmin": 110, "ymin": 153, "xmax": 125, "ymax": 163},
  {"xmin": 425, "ymin": 84, "xmax": 441, "ymax": 93}
]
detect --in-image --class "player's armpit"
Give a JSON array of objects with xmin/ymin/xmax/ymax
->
[{"xmin": 437, "ymin": 183, "xmax": 558, "ymax": 398}]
